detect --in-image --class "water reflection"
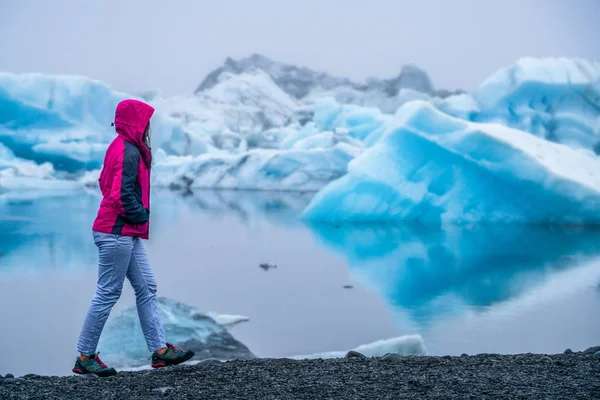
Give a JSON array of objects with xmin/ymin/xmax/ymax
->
[
  {"xmin": 4, "ymin": 188, "xmax": 600, "ymax": 330},
  {"xmin": 307, "ymin": 222, "xmax": 600, "ymax": 324},
  {"xmin": 0, "ymin": 191, "xmax": 99, "ymax": 272},
  {"xmin": 0, "ymin": 189, "xmax": 312, "ymax": 273},
  {"xmin": 163, "ymin": 189, "xmax": 313, "ymax": 225}
]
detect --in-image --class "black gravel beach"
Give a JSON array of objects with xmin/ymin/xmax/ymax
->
[{"xmin": 1, "ymin": 350, "xmax": 599, "ymax": 400}]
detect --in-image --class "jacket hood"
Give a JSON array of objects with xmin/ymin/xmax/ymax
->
[{"xmin": 114, "ymin": 99, "xmax": 154, "ymax": 164}]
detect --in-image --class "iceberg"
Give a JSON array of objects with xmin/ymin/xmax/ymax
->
[
  {"xmin": 0, "ymin": 143, "xmax": 82, "ymax": 193},
  {"xmin": 438, "ymin": 58, "xmax": 600, "ymax": 153},
  {"xmin": 154, "ymin": 70, "xmax": 302, "ymax": 153},
  {"xmin": 303, "ymin": 101, "xmax": 600, "ymax": 225},
  {"xmin": 2, "ymin": 57, "xmax": 598, "ymax": 195},
  {"xmin": 155, "ymin": 143, "xmax": 362, "ymax": 192},
  {"xmin": 293, "ymin": 334, "xmax": 426, "ymax": 359},
  {"xmin": 0, "ymin": 72, "xmax": 193, "ymax": 172},
  {"xmin": 98, "ymin": 297, "xmax": 254, "ymax": 368}
]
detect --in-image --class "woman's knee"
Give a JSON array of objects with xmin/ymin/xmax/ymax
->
[{"xmin": 95, "ymin": 286, "xmax": 123, "ymax": 304}]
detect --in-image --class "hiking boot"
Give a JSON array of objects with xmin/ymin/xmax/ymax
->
[
  {"xmin": 151, "ymin": 343, "xmax": 195, "ymax": 368},
  {"xmin": 72, "ymin": 353, "xmax": 117, "ymax": 377}
]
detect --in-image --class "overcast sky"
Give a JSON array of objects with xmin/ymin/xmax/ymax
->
[{"xmin": 1, "ymin": 0, "xmax": 598, "ymax": 96}]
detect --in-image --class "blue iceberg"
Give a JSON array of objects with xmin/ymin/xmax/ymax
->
[
  {"xmin": 0, "ymin": 72, "xmax": 191, "ymax": 173},
  {"xmin": 1, "ymin": 57, "xmax": 598, "ymax": 194},
  {"xmin": 303, "ymin": 101, "xmax": 600, "ymax": 224},
  {"xmin": 438, "ymin": 58, "xmax": 600, "ymax": 153}
]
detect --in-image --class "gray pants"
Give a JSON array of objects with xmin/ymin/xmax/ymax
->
[{"xmin": 76, "ymin": 231, "xmax": 166, "ymax": 355}]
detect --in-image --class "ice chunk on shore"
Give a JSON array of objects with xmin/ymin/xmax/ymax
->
[
  {"xmin": 293, "ymin": 334, "xmax": 426, "ymax": 359},
  {"xmin": 98, "ymin": 297, "xmax": 254, "ymax": 368}
]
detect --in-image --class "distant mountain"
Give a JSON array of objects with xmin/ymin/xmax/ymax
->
[
  {"xmin": 195, "ymin": 53, "xmax": 461, "ymax": 102},
  {"xmin": 195, "ymin": 53, "xmax": 361, "ymax": 98}
]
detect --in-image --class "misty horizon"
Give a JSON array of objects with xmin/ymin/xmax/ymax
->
[{"xmin": 1, "ymin": 0, "xmax": 599, "ymax": 96}]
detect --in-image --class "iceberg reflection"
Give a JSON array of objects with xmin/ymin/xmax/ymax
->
[{"xmin": 307, "ymin": 222, "xmax": 600, "ymax": 324}]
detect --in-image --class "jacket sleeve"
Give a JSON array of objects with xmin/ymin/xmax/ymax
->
[
  {"xmin": 108, "ymin": 144, "xmax": 148, "ymax": 225},
  {"xmin": 121, "ymin": 146, "xmax": 149, "ymax": 224}
]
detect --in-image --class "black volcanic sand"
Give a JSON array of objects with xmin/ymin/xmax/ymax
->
[{"xmin": 1, "ymin": 350, "xmax": 599, "ymax": 399}]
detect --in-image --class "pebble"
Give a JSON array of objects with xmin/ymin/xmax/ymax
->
[
  {"xmin": 460, "ymin": 353, "xmax": 469, "ymax": 357},
  {"xmin": 152, "ymin": 386, "xmax": 175, "ymax": 395},
  {"xmin": 564, "ymin": 348, "xmax": 573, "ymax": 354},
  {"xmin": 197, "ymin": 358, "xmax": 223, "ymax": 366},
  {"xmin": 594, "ymin": 351, "xmax": 600, "ymax": 358},
  {"xmin": 1, "ymin": 355, "xmax": 598, "ymax": 399},
  {"xmin": 4, "ymin": 374, "xmax": 13, "ymax": 379},
  {"xmin": 540, "ymin": 356, "xmax": 553, "ymax": 363}
]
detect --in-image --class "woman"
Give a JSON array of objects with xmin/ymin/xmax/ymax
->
[{"xmin": 73, "ymin": 99, "xmax": 194, "ymax": 377}]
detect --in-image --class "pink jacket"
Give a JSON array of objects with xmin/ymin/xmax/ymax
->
[{"xmin": 92, "ymin": 99, "xmax": 154, "ymax": 239}]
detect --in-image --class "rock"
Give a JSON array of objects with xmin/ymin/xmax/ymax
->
[
  {"xmin": 271, "ymin": 358, "xmax": 298, "ymax": 365},
  {"xmin": 540, "ymin": 356, "xmax": 553, "ymax": 363},
  {"xmin": 564, "ymin": 348, "xmax": 574, "ymax": 354},
  {"xmin": 381, "ymin": 353, "xmax": 404, "ymax": 362},
  {"xmin": 345, "ymin": 351, "xmax": 366, "ymax": 359},
  {"xmin": 595, "ymin": 351, "xmax": 600, "ymax": 358},
  {"xmin": 152, "ymin": 386, "xmax": 175, "ymax": 395},
  {"xmin": 5, "ymin": 374, "xmax": 14, "ymax": 379},
  {"xmin": 461, "ymin": 353, "xmax": 469, "ymax": 357},
  {"xmin": 584, "ymin": 346, "xmax": 600, "ymax": 354}
]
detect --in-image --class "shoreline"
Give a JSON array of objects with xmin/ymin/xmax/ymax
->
[{"xmin": 2, "ymin": 349, "xmax": 599, "ymax": 399}]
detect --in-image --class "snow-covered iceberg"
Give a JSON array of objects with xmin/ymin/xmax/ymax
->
[
  {"xmin": 98, "ymin": 297, "xmax": 254, "ymax": 368},
  {"xmin": 437, "ymin": 58, "xmax": 600, "ymax": 153},
  {"xmin": 153, "ymin": 142, "xmax": 363, "ymax": 192},
  {"xmin": 303, "ymin": 101, "xmax": 600, "ymax": 225},
  {"xmin": 153, "ymin": 70, "xmax": 303, "ymax": 154}
]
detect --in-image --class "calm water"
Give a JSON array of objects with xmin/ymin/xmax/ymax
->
[{"xmin": 1, "ymin": 188, "xmax": 600, "ymax": 376}]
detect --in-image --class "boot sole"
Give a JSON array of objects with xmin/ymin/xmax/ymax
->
[
  {"xmin": 73, "ymin": 367, "xmax": 117, "ymax": 377},
  {"xmin": 151, "ymin": 352, "xmax": 195, "ymax": 368}
]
